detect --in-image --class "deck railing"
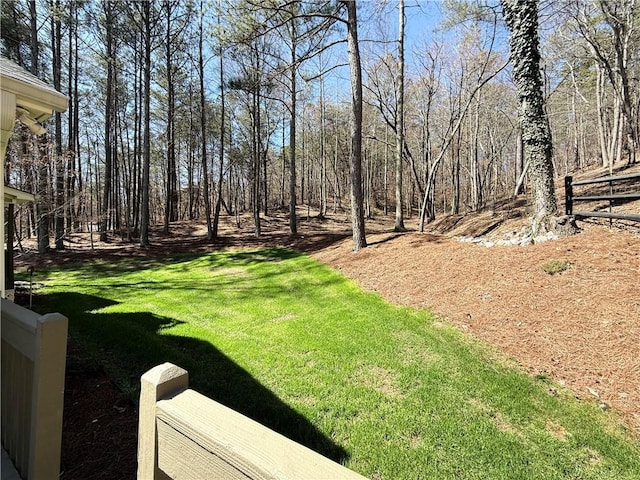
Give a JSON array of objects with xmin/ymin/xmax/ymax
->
[
  {"xmin": 138, "ymin": 363, "xmax": 366, "ymax": 480},
  {"xmin": 1, "ymin": 298, "xmax": 68, "ymax": 480}
]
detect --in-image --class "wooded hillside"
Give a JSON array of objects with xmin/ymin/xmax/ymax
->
[{"xmin": 2, "ymin": 0, "xmax": 638, "ymax": 251}]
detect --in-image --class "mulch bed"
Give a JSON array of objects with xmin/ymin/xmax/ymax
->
[{"xmin": 58, "ymin": 339, "xmax": 138, "ymax": 480}]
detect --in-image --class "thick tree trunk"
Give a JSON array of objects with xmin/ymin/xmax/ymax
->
[
  {"xmin": 502, "ymin": 0, "xmax": 558, "ymax": 236},
  {"xmin": 344, "ymin": 0, "xmax": 367, "ymax": 251}
]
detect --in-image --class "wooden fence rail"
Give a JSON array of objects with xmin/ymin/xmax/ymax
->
[
  {"xmin": 138, "ymin": 363, "xmax": 367, "ymax": 480},
  {"xmin": 1, "ymin": 298, "xmax": 68, "ymax": 480},
  {"xmin": 564, "ymin": 172, "xmax": 640, "ymax": 223}
]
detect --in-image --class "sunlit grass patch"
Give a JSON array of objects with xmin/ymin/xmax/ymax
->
[{"xmin": 29, "ymin": 248, "xmax": 640, "ymax": 479}]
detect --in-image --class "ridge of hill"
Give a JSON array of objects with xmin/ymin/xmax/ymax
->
[{"xmin": 424, "ymin": 163, "xmax": 640, "ymax": 244}]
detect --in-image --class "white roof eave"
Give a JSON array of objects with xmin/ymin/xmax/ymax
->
[
  {"xmin": 0, "ymin": 57, "xmax": 68, "ymax": 122},
  {"xmin": 4, "ymin": 186, "xmax": 35, "ymax": 205}
]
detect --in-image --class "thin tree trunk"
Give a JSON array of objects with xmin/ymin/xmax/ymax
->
[
  {"xmin": 52, "ymin": 1, "xmax": 64, "ymax": 249},
  {"xmin": 383, "ymin": 123, "xmax": 389, "ymax": 216},
  {"xmin": 595, "ymin": 66, "xmax": 609, "ymax": 167},
  {"xmin": 67, "ymin": 1, "xmax": 76, "ymax": 232},
  {"xmin": 212, "ymin": 19, "xmax": 225, "ymax": 239},
  {"xmin": 164, "ymin": 0, "xmax": 176, "ymax": 234},
  {"xmin": 74, "ymin": 3, "xmax": 82, "ymax": 231},
  {"xmin": 252, "ymin": 84, "xmax": 261, "ymax": 237},
  {"xmin": 289, "ymin": 14, "xmax": 298, "ymax": 233},
  {"xmin": 199, "ymin": 1, "xmax": 213, "ymax": 240},
  {"xmin": 344, "ymin": 0, "xmax": 367, "ymax": 251},
  {"xmin": 29, "ymin": 0, "xmax": 38, "ymax": 75},
  {"xmin": 132, "ymin": 35, "xmax": 141, "ymax": 234},
  {"xmin": 319, "ymin": 56, "xmax": 327, "ymax": 218},
  {"xmin": 394, "ymin": 0, "xmax": 405, "ymax": 231},
  {"xmin": 599, "ymin": 0, "xmax": 636, "ymax": 164},
  {"xmin": 333, "ymin": 112, "xmax": 340, "ymax": 212},
  {"xmin": 30, "ymin": 0, "xmax": 50, "ymax": 252},
  {"xmin": 101, "ymin": 1, "xmax": 115, "ymax": 242},
  {"xmin": 471, "ymin": 92, "xmax": 482, "ymax": 210},
  {"xmin": 451, "ymin": 140, "xmax": 460, "ymax": 215},
  {"xmin": 280, "ymin": 111, "xmax": 286, "ymax": 208},
  {"xmin": 36, "ymin": 140, "xmax": 50, "ymax": 253},
  {"xmin": 140, "ymin": 0, "xmax": 152, "ymax": 247}
]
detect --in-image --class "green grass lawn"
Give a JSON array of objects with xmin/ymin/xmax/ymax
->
[{"xmin": 30, "ymin": 248, "xmax": 640, "ymax": 479}]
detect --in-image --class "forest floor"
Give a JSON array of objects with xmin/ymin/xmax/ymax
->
[{"xmin": 13, "ymin": 165, "xmax": 640, "ymax": 479}]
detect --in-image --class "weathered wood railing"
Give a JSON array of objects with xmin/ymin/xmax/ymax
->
[
  {"xmin": 1, "ymin": 298, "xmax": 68, "ymax": 480},
  {"xmin": 138, "ymin": 363, "xmax": 366, "ymax": 480},
  {"xmin": 564, "ymin": 172, "xmax": 640, "ymax": 222}
]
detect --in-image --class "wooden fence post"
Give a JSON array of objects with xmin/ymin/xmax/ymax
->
[
  {"xmin": 137, "ymin": 363, "xmax": 188, "ymax": 480},
  {"xmin": 564, "ymin": 176, "xmax": 573, "ymax": 216}
]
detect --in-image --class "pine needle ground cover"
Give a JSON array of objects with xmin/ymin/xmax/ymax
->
[{"xmin": 33, "ymin": 248, "xmax": 639, "ymax": 479}]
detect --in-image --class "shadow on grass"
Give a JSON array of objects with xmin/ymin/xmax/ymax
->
[
  {"xmin": 32, "ymin": 248, "xmax": 341, "ymax": 301},
  {"xmin": 32, "ymin": 247, "xmax": 304, "ymax": 280},
  {"xmin": 37, "ymin": 291, "xmax": 349, "ymax": 464}
]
